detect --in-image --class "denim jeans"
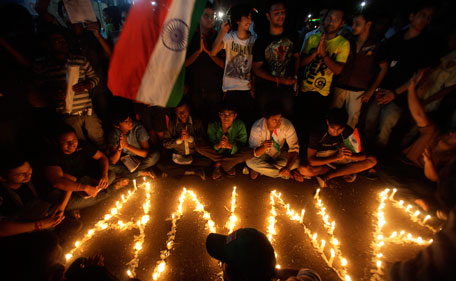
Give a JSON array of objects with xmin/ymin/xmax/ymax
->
[
  {"xmin": 109, "ymin": 151, "xmax": 160, "ymax": 178},
  {"xmin": 364, "ymin": 100, "xmax": 403, "ymax": 148}
]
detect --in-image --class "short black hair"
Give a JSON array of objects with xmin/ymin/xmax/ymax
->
[
  {"xmin": 176, "ymin": 95, "xmax": 191, "ymax": 109},
  {"xmin": 111, "ymin": 111, "xmax": 131, "ymax": 126},
  {"xmin": 205, "ymin": 1, "xmax": 214, "ymax": 10},
  {"xmin": 327, "ymin": 6, "xmax": 346, "ymax": 21},
  {"xmin": 266, "ymin": 0, "xmax": 285, "ymax": 13},
  {"xmin": 54, "ymin": 125, "xmax": 76, "ymax": 141},
  {"xmin": 327, "ymin": 108, "xmax": 348, "ymax": 127},
  {"xmin": 353, "ymin": 9, "xmax": 375, "ymax": 24},
  {"xmin": 218, "ymin": 101, "xmax": 237, "ymax": 114},
  {"xmin": 410, "ymin": 1, "xmax": 437, "ymax": 15},
  {"xmin": 0, "ymin": 151, "xmax": 28, "ymax": 178},
  {"xmin": 230, "ymin": 4, "xmax": 253, "ymax": 31},
  {"xmin": 263, "ymin": 103, "xmax": 283, "ymax": 119}
]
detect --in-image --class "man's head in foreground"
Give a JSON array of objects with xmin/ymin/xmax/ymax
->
[{"xmin": 206, "ymin": 228, "xmax": 276, "ymax": 281}]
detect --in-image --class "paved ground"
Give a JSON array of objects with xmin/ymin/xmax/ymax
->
[{"xmin": 64, "ymin": 163, "xmax": 440, "ymax": 281}]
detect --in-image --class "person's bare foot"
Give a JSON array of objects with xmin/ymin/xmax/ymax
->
[
  {"xmin": 139, "ymin": 170, "xmax": 155, "ymax": 179},
  {"xmin": 343, "ymin": 174, "xmax": 357, "ymax": 183},
  {"xmin": 316, "ymin": 176, "xmax": 327, "ymax": 188},
  {"xmin": 291, "ymin": 170, "xmax": 304, "ymax": 182},
  {"xmin": 250, "ymin": 170, "xmax": 259, "ymax": 180},
  {"xmin": 212, "ymin": 167, "xmax": 222, "ymax": 180},
  {"xmin": 113, "ymin": 178, "xmax": 129, "ymax": 190},
  {"xmin": 415, "ymin": 199, "xmax": 429, "ymax": 212}
]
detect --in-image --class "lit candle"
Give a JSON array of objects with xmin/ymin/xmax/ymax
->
[
  {"xmin": 389, "ymin": 188, "xmax": 397, "ymax": 199},
  {"xmin": 329, "ymin": 248, "xmax": 335, "ymax": 266},
  {"xmin": 423, "ymin": 215, "xmax": 431, "ymax": 223},
  {"xmin": 133, "ymin": 179, "xmax": 137, "ymax": 189}
]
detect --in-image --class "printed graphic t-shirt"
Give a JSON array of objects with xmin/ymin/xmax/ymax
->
[
  {"xmin": 300, "ymin": 34, "xmax": 350, "ymax": 96},
  {"xmin": 222, "ymin": 31, "xmax": 257, "ymax": 91},
  {"xmin": 253, "ymin": 31, "xmax": 299, "ymax": 78}
]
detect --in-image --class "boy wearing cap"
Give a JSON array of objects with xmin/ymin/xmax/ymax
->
[{"xmin": 206, "ymin": 228, "xmax": 321, "ymax": 281}]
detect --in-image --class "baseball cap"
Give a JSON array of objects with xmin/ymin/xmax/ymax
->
[{"xmin": 206, "ymin": 228, "xmax": 276, "ymax": 279}]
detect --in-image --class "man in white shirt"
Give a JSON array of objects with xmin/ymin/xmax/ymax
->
[{"xmin": 246, "ymin": 104, "xmax": 302, "ymax": 181}]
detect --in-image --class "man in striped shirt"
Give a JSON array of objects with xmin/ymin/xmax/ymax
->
[{"xmin": 34, "ymin": 29, "xmax": 105, "ymax": 149}]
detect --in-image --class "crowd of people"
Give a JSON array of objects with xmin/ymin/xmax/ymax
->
[{"xmin": 1, "ymin": 0, "xmax": 456, "ymax": 280}]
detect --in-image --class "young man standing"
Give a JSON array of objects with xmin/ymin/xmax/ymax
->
[
  {"xmin": 332, "ymin": 11, "xmax": 388, "ymax": 129},
  {"xmin": 252, "ymin": 0, "xmax": 299, "ymax": 117},
  {"xmin": 34, "ymin": 29, "xmax": 105, "ymax": 150},
  {"xmin": 296, "ymin": 7, "xmax": 350, "ymax": 144},
  {"xmin": 107, "ymin": 112, "xmax": 160, "ymax": 179},
  {"xmin": 211, "ymin": 4, "xmax": 257, "ymax": 127},
  {"xmin": 364, "ymin": 3, "xmax": 436, "ymax": 149},
  {"xmin": 196, "ymin": 103, "xmax": 253, "ymax": 180},
  {"xmin": 159, "ymin": 100, "xmax": 211, "ymax": 179},
  {"xmin": 246, "ymin": 105, "xmax": 302, "ymax": 181},
  {"xmin": 186, "ymin": 2, "xmax": 224, "ymax": 123},
  {"xmin": 299, "ymin": 108, "xmax": 377, "ymax": 188}
]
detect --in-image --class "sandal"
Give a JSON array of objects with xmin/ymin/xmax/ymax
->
[{"xmin": 212, "ymin": 167, "xmax": 222, "ymax": 180}]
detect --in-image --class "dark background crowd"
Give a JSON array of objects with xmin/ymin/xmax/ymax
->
[{"xmin": 1, "ymin": 0, "xmax": 456, "ymax": 280}]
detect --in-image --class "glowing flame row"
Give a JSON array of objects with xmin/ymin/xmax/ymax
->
[
  {"xmin": 151, "ymin": 188, "xmax": 218, "ymax": 280},
  {"xmin": 267, "ymin": 190, "xmax": 351, "ymax": 281},
  {"xmin": 370, "ymin": 188, "xmax": 435, "ymax": 281},
  {"xmin": 226, "ymin": 186, "xmax": 238, "ymax": 233},
  {"xmin": 127, "ymin": 182, "xmax": 153, "ymax": 277},
  {"xmin": 65, "ymin": 186, "xmax": 138, "ymax": 262}
]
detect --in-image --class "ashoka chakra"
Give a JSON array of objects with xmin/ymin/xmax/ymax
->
[{"xmin": 161, "ymin": 18, "xmax": 189, "ymax": 52}]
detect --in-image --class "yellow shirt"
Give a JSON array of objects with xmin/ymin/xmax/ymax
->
[{"xmin": 300, "ymin": 34, "xmax": 350, "ymax": 96}]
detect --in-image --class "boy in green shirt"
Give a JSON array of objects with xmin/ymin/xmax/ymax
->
[{"xmin": 196, "ymin": 103, "xmax": 253, "ymax": 180}]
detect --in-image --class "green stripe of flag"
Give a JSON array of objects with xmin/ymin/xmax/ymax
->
[{"xmin": 166, "ymin": 0, "xmax": 207, "ymax": 107}]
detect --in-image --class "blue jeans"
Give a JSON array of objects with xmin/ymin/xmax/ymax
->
[{"xmin": 364, "ymin": 100, "xmax": 403, "ymax": 148}]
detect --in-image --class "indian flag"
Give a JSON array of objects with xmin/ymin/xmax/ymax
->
[
  {"xmin": 272, "ymin": 129, "xmax": 281, "ymax": 155},
  {"xmin": 108, "ymin": 0, "xmax": 206, "ymax": 107},
  {"xmin": 344, "ymin": 128, "xmax": 362, "ymax": 153}
]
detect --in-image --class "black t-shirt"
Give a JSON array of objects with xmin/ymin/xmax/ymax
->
[
  {"xmin": 186, "ymin": 28, "xmax": 224, "ymax": 90},
  {"xmin": 309, "ymin": 124, "xmax": 353, "ymax": 152},
  {"xmin": 0, "ymin": 182, "xmax": 51, "ymax": 221},
  {"xmin": 253, "ymin": 31, "xmax": 299, "ymax": 84},
  {"xmin": 381, "ymin": 30, "xmax": 437, "ymax": 92},
  {"xmin": 336, "ymin": 37, "xmax": 387, "ymax": 91},
  {"xmin": 46, "ymin": 141, "xmax": 98, "ymax": 178}
]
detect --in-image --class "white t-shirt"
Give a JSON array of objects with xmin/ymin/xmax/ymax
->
[{"xmin": 222, "ymin": 31, "xmax": 257, "ymax": 91}]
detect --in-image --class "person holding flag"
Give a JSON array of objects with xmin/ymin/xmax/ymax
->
[
  {"xmin": 246, "ymin": 104, "xmax": 302, "ymax": 181},
  {"xmin": 108, "ymin": 0, "xmax": 207, "ymax": 107}
]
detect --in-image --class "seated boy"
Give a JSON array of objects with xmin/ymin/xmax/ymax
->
[
  {"xmin": 196, "ymin": 103, "xmax": 253, "ymax": 180},
  {"xmin": 1, "ymin": 152, "xmax": 70, "ymax": 237},
  {"xmin": 107, "ymin": 112, "xmax": 160, "ymax": 178},
  {"xmin": 159, "ymin": 100, "xmax": 211, "ymax": 179},
  {"xmin": 44, "ymin": 126, "xmax": 119, "ymax": 213},
  {"xmin": 299, "ymin": 108, "xmax": 377, "ymax": 187},
  {"xmin": 246, "ymin": 104, "xmax": 302, "ymax": 181}
]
